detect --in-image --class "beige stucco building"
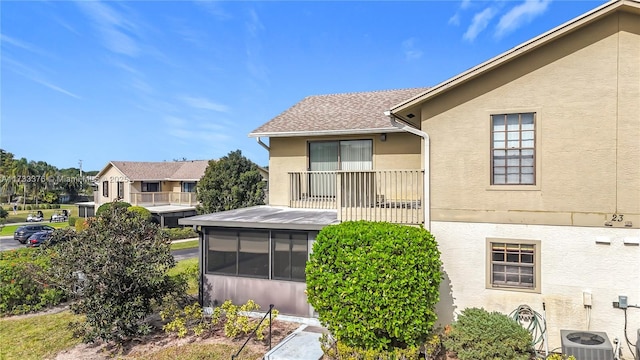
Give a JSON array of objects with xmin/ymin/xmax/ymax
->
[
  {"xmin": 181, "ymin": 1, "xmax": 640, "ymax": 357},
  {"xmin": 95, "ymin": 160, "xmax": 209, "ymax": 226}
]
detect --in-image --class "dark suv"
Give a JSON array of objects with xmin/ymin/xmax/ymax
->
[{"xmin": 14, "ymin": 225, "xmax": 55, "ymax": 244}]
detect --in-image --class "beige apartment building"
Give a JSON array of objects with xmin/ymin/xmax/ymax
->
[
  {"xmin": 181, "ymin": 1, "xmax": 640, "ymax": 356},
  {"xmin": 95, "ymin": 160, "xmax": 209, "ymax": 226}
]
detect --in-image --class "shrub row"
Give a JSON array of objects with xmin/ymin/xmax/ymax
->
[
  {"xmin": 161, "ymin": 227, "xmax": 198, "ymax": 240},
  {"xmin": 3, "ymin": 204, "xmax": 62, "ymax": 211},
  {"xmin": 0, "ymin": 248, "xmax": 66, "ymax": 315},
  {"xmin": 321, "ymin": 332, "xmax": 443, "ymax": 360},
  {"xmin": 160, "ymin": 299, "xmax": 278, "ymax": 341}
]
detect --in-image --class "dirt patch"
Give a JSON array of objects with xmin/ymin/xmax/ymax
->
[{"xmin": 53, "ymin": 318, "xmax": 300, "ymax": 360}]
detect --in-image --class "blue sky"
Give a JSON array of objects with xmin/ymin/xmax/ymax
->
[{"xmin": 1, "ymin": 0, "xmax": 608, "ymax": 171}]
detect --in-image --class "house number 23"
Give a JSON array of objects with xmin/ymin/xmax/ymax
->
[{"xmin": 611, "ymin": 214, "xmax": 624, "ymax": 222}]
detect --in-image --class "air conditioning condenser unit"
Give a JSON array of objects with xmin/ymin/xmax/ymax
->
[{"xmin": 560, "ymin": 330, "xmax": 614, "ymax": 360}]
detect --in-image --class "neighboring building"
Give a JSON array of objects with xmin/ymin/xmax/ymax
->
[
  {"xmin": 95, "ymin": 160, "xmax": 209, "ymax": 227},
  {"xmin": 180, "ymin": 0, "xmax": 639, "ymax": 355}
]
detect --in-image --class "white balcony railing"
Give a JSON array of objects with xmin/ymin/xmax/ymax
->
[
  {"xmin": 289, "ymin": 170, "xmax": 424, "ymax": 224},
  {"xmin": 130, "ymin": 192, "xmax": 197, "ymax": 206}
]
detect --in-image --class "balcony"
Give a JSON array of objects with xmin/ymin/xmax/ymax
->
[
  {"xmin": 130, "ymin": 192, "xmax": 198, "ymax": 207},
  {"xmin": 289, "ymin": 170, "xmax": 424, "ymax": 224}
]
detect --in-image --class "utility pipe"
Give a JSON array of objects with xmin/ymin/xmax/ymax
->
[
  {"xmin": 384, "ymin": 110, "xmax": 430, "ymax": 230},
  {"xmin": 256, "ymin": 137, "xmax": 270, "ymax": 151}
]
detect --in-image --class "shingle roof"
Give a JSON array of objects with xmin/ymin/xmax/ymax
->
[
  {"xmin": 249, "ymin": 88, "xmax": 428, "ymax": 137},
  {"xmin": 105, "ymin": 160, "xmax": 210, "ymax": 181}
]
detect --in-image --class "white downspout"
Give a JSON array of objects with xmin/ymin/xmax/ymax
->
[
  {"xmin": 256, "ymin": 137, "xmax": 270, "ymax": 151},
  {"xmin": 384, "ymin": 110, "xmax": 430, "ymax": 231}
]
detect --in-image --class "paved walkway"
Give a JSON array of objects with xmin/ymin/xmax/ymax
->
[{"xmin": 264, "ymin": 324, "xmax": 327, "ymax": 360}]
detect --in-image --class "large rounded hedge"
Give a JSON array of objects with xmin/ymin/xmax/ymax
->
[
  {"xmin": 95, "ymin": 201, "xmax": 132, "ymax": 217},
  {"xmin": 306, "ymin": 221, "xmax": 442, "ymax": 350}
]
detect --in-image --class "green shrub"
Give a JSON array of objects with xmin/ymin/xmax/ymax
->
[
  {"xmin": 0, "ymin": 207, "xmax": 7, "ymax": 219},
  {"xmin": 52, "ymin": 204, "xmax": 60, "ymax": 209},
  {"xmin": 75, "ymin": 218, "xmax": 90, "ymax": 232},
  {"xmin": 443, "ymin": 308, "xmax": 534, "ymax": 360},
  {"xmin": 46, "ymin": 207, "xmax": 177, "ymax": 343},
  {"xmin": 127, "ymin": 206, "xmax": 152, "ymax": 221},
  {"xmin": 26, "ymin": 205, "xmax": 32, "ymax": 211},
  {"xmin": 41, "ymin": 204, "xmax": 49, "ymax": 209},
  {"xmin": 0, "ymin": 248, "xmax": 66, "ymax": 315},
  {"xmin": 95, "ymin": 201, "xmax": 131, "ymax": 216},
  {"xmin": 68, "ymin": 217, "xmax": 77, "ymax": 226},
  {"xmin": 546, "ymin": 354, "xmax": 576, "ymax": 360},
  {"xmin": 160, "ymin": 299, "xmax": 278, "ymax": 341},
  {"xmin": 17, "ymin": 205, "xmax": 22, "ymax": 211},
  {"xmin": 161, "ymin": 227, "xmax": 198, "ymax": 240},
  {"xmin": 306, "ymin": 221, "xmax": 442, "ymax": 351},
  {"xmin": 321, "ymin": 335, "xmax": 420, "ymax": 360},
  {"xmin": 321, "ymin": 332, "xmax": 444, "ymax": 360}
]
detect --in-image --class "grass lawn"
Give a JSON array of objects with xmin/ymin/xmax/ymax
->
[
  {"xmin": 0, "ymin": 311, "xmax": 82, "ymax": 360},
  {"xmin": 0, "ymin": 311, "xmax": 264, "ymax": 360},
  {"xmin": 126, "ymin": 343, "xmax": 262, "ymax": 360},
  {"xmin": 1, "ymin": 204, "xmax": 78, "ymax": 224},
  {"xmin": 0, "ymin": 221, "xmax": 70, "ymax": 236},
  {"xmin": 168, "ymin": 257, "xmax": 199, "ymax": 295},
  {"xmin": 0, "ymin": 258, "xmax": 269, "ymax": 360},
  {"xmin": 170, "ymin": 240, "xmax": 198, "ymax": 251}
]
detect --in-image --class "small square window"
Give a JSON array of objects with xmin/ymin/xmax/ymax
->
[{"xmin": 487, "ymin": 239, "xmax": 540, "ymax": 292}]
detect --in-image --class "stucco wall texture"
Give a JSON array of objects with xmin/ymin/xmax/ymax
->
[{"xmin": 433, "ymin": 221, "xmax": 640, "ymax": 358}]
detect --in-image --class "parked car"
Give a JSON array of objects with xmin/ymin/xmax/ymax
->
[
  {"xmin": 14, "ymin": 225, "xmax": 55, "ymax": 244},
  {"xmin": 25, "ymin": 230, "xmax": 55, "ymax": 248}
]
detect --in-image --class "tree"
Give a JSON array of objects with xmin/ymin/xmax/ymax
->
[
  {"xmin": 46, "ymin": 204, "xmax": 182, "ymax": 343},
  {"xmin": 196, "ymin": 150, "xmax": 265, "ymax": 214},
  {"xmin": 306, "ymin": 221, "xmax": 443, "ymax": 351}
]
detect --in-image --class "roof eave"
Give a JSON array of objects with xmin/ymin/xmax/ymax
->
[
  {"xmin": 249, "ymin": 127, "xmax": 405, "ymax": 138},
  {"xmin": 390, "ymin": 0, "xmax": 638, "ymax": 113}
]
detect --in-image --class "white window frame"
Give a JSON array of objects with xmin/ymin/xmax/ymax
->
[{"xmin": 490, "ymin": 113, "xmax": 536, "ymax": 185}]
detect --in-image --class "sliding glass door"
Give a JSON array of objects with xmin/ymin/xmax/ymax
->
[{"xmin": 308, "ymin": 140, "xmax": 372, "ymax": 197}]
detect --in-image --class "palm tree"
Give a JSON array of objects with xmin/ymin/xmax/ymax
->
[
  {"xmin": 11, "ymin": 158, "xmax": 34, "ymax": 209},
  {"xmin": 0, "ymin": 149, "xmax": 16, "ymax": 202}
]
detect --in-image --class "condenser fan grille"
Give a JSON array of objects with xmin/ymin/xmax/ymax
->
[{"xmin": 566, "ymin": 332, "xmax": 606, "ymax": 345}]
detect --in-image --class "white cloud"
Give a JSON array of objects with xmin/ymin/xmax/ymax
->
[
  {"xmin": 401, "ymin": 38, "xmax": 423, "ymax": 61},
  {"xmin": 34, "ymin": 79, "xmax": 82, "ymax": 99},
  {"xmin": 194, "ymin": 0, "xmax": 231, "ymax": 20},
  {"xmin": 244, "ymin": 7, "xmax": 269, "ymax": 86},
  {"xmin": 449, "ymin": 13, "xmax": 461, "ymax": 26},
  {"xmin": 75, "ymin": 1, "xmax": 140, "ymax": 57},
  {"xmin": 0, "ymin": 34, "xmax": 53, "ymax": 58},
  {"xmin": 180, "ymin": 95, "xmax": 230, "ymax": 113},
  {"xmin": 463, "ymin": 7, "xmax": 498, "ymax": 41},
  {"xmin": 2, "ymin": 56, "xmax": 81, "ymax": 99},
  {"xmin": 495, "ymin": 0, "xmax": 552, "ymax": 38}
]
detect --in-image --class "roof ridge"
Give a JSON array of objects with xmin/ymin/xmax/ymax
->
[{"xmin": 309, "ymin": 87, "xmax": 430, "ymax": 98}]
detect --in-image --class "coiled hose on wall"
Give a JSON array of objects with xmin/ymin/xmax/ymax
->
[{"xmin": 510, "ymin": 304, "xmax": 547, "ymax": 356}]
